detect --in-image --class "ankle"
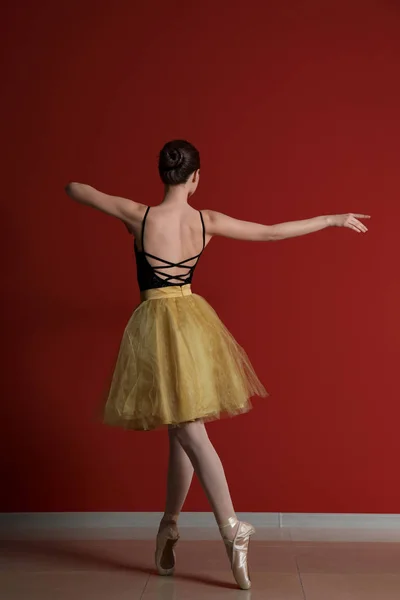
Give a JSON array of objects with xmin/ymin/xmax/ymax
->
[
  {"xmin": 218, "ymin": 516, "xmax": 239, "ymax": 541},
  {"xmin": 160, "ymin": 513, "xmax": 179, "ymax": 526}
]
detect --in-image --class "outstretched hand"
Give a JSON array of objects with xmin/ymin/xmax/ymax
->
[{"xmin": 330, "ymin": 213, "xmax": 370, "ymax": 233}]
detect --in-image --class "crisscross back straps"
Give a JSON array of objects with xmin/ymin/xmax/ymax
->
[{"xmin": 139, "ymin": 208, "xmax": 205, "ymax": 283}]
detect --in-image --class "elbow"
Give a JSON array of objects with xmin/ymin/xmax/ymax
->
[{"xmin": 262, "ymin": 225, "xmax": 281, "ymax": 242}]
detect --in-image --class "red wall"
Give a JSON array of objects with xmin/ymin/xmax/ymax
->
[{"xmin": 2, "ymin": 0, "xmax": 399, "ymax": 513}]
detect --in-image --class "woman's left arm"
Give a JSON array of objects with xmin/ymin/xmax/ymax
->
[{"xmin": 65, "ymin": 182, "xmax": 144, "ymax": 229}]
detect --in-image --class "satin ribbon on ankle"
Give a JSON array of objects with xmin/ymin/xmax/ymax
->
[{"xmin": 218, "ymin": 516, "xmax": 238, "ymax": 532}]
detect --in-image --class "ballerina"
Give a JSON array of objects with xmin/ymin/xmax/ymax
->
[{"xmin": 65, "ymin": 139, "xmax": 370, "ymax": 589}]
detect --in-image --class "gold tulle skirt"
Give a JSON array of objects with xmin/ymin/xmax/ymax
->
[{"xmin": 103, "ymin": 284, "xmax": 268, "ymax": 431}]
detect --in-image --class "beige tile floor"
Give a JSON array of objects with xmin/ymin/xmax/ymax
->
[{"xmin": 1, "ymin": 528, "xmax": 400, "ymax": 599}]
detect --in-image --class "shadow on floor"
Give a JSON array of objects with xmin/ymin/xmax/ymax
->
[{"xmin": 0, "ymin": 539, "xmax": 238, "ymax": 590}]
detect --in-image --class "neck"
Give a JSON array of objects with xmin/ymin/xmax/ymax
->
[{"xmin": 161, "ymin": 185, "xmax": 190, "ymax": 206}]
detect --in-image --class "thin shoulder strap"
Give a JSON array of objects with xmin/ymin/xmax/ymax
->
[
  {"xmin": 141, "ymin": 206, "xmax": 150, "ymax": 252},
  {"xmin": 199, "ymin": 210, "xmax": 206, "ymax": 250}
]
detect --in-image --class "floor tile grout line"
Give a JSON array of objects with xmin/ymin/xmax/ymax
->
[
  {"xmin": 139, "ymin": 572, "xmax": 151, "ymax": 600},
  {"xmin": 295, "ymin": 555, "xmax": 307, "ymax": 600}
]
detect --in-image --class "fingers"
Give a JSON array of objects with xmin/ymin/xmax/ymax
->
[
  {"xmin": 352, "ymin": 214, "xmax": 371, "ymax": 219},
  {"xmin": 348, "ymin": 217, "xmax": 368, "ymax": 233}
]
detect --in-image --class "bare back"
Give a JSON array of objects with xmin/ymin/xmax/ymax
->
[{"xmin": 134, "ymin": 204, "xmax": 207, "ymax": 285}]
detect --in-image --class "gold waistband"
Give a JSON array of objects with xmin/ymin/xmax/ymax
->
[{"xmin": 140, "ymin": 284, "xmax": 192, "ymax": 302}]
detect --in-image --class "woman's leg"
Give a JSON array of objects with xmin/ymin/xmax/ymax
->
[
  {"xmin": 160, "ymin": 426, "xmax": 194, "ymax": 526},
  {"xmin": 174, "ymin": 420, "xmax": 239, "ymax": 541},
  {"xmin": 162, "ymin": 420, "xmax": 254, "ymax": 590}
]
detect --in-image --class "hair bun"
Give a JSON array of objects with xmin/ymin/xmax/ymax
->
[
  {"xmin": 158, "ymin": 140, "xmax": 200, "ymax": 185},
  {"xmin": 164, "ymin": 148, "xmax": 184, "ymax": 170}
]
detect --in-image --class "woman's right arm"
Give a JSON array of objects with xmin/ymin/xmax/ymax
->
[{"xmin": 202, "ymin": 210, "xmax": 369, "ymax": 241}]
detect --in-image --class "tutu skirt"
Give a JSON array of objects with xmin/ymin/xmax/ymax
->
[{"xmin": 103, "ymin": 284, "xmax": 268, "ymax": 431}]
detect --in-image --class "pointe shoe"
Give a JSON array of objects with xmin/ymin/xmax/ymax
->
[
  {"xmin": 221, "ymin": 518, "xmax": 256, "ymax": 590},
  {"xmin": 155, "ymin": 522, "xmax": 180, "ymax": 576}
]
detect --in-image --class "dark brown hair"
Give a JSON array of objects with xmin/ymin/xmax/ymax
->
[{"xmin": 158, "ymin": 140, "xmax": 200, "ymax": 185}]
